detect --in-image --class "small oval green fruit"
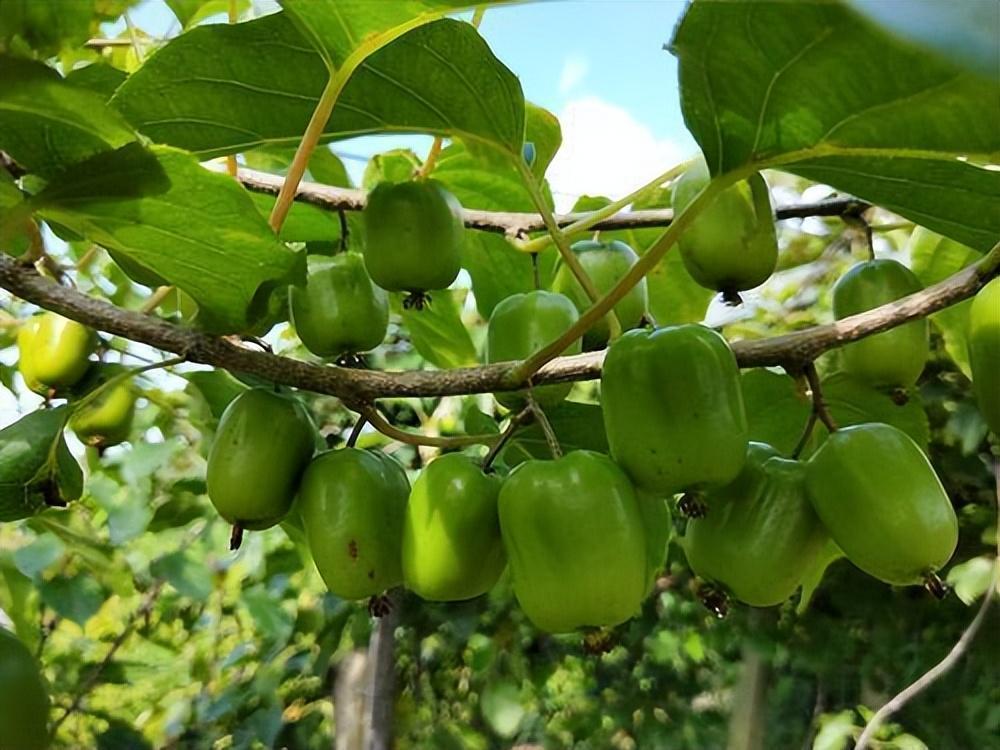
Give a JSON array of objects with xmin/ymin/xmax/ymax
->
[
  {"xmin": 16, "ymin": 317, "xmax": 43, "ymax": 393},
  {"xmin": 290, "ymin": 253, "xmax": 389, "ymax": 357},
  {"xmin": 402, "ymin": 453, "xmax": 505, "ymax": 601},
  {"xmin": 498, "ymin": 451, "xmax": 647, "ymax": 633},
  {"xmin": 832, "ymin": 259, "xmax": 929, "ymax": 388},
  {"xmin": 206, "ymin": 388, "xmax": 315, "ymax": 531},
  {"xmin": 70, "ymin": 374, "xmax": 137, "ymax": 449},
  {"xmin": 602, "ymin": 324, "xmax": 748, "ymax": 495},
  {"xmin": 0, "ymin": 628, "xmax": 50, "ymax": 750},
  {"xmin": 485, "ymin": 290, "xmax": 582, "ymax": 409},
  {"xmin": 968, "ymin": 276, "xmax": 1000, "ymax": 435},
  {"xmin": 805, "ymin": 423, "xmax": 957, "ymax": 585},
  {"xmin": 637, "ymin": 490, "xmax": 672, "ymax": 596},
  {"xmin": 684, "ymin": 443, "xmax": 827, "ymax": 606},
  {"xmin": 18, "ymin": 312, "xmax": 96, "ymax": 391},
  {"xmin": 298, "ymin": 448, "xmax": 410, "ymax": 600},
  {"xmin": 362, "ymin": 180, "xmax": 464, "ymax": 300},
  {"xmin": 671, "ymin": 158, "xmax": 777, "ymax": 303},
  {"xmin": 551, "ymin": 239, "xmax": 648, "ymax": 350}
]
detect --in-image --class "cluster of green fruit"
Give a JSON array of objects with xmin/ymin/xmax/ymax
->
[{"xmin": 16, "ymin": 311, "xmax": 138, "ymax": 450}]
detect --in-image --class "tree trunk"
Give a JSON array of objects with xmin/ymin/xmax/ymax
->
[
  {"xmin": 364, "ymin": 594, "xmax": 401, "ymax": 750},
  {"xmin": 334, "ymin": 650, "xmax": 369, "ymax": 750},
  {"xmin": 726, "ymin": 644, "xmax": 770, "ymax": 750}
]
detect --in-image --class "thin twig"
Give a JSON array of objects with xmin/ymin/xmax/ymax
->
[
  {"xmin": 360, "ymin": 404, "xmax": 498, "ymax": 448},
  {"xmin": 482, "ymin": 407, "xmax": 533, "ymax": 469},
  {"xmin": 854, "ymin": 460, "xmax": 1000, "ymax": 750},
  {"xmin": 51, "ymin": 582, "xmax": 164, "ymax": 736},
  {"xmin": 791, "ymin": 409, "xmax": 819, "ymax": 460},
  {"xmin": 803, "ymin": 362, "xmax": 838, "ymax": 434},
  {"xmin": 527, "ymin": 395, "xmax": 562, "ymax": 459}
]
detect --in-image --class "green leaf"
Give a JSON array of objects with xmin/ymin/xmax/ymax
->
[
  {"xmin": 796, "ymin": 539, "xmax": 845, "ymax": 615},
  {"xmin": 671, "ymin": 1, "xmax": 1000, "ymax": 251},
  {"xmin": 113, "ymin": 13, "xmax": 525, "ymax": 159},
  {"xmin": 908, "ymin": 228, "xmax": 983, "ymax": 378},
  {"xmin": 503, "ymin": 401, "xmax": 608, "ymax": 465},
  {"xmin": 87, "ymin": 474, "xmax": 152, "ymax": 545},
  {"xmin": 12, "ymin": 532, "xmax": 64, "ymax": 578},
  {"xmin": 0, "ymin": 554, "xmax": 40, "ymax": 651},
  {"xmin": 479, "ymin": 679, "xmax": 524, "ymax": 739},
  {"xmin": 847, "ymin": 0, "xmax": 1000, "ymax": 77},
  {"xmin": 0, "ymin": 405, "xmax": 79, "ymax": 521},
  {"xmin": 946, "ymin": 555, "xmax": 996, "ymax": 605},
  {"xmin": 741, "ymin": 369, "xmax": 813, "ymax": 457},
  {"xmin": 242, "ymin": 586, "xmax": 294, "ymax": 644},
  {"xmin": 150, "ymin": 549, "xmax": 213, "ymax": 602},
  {"xmin": 165, "ymin": 0, "xmax": 250, "ymax": 29},
  {"xmin": 64, "ymin": 63, "xmax": 128, "ymax": 100},
  {"xmin": 524, "ymin": 102, "xmax": 561, "ymax": 179},
  {"xmin": 30, "ymin": 144, "xmax": 305, "ymax": 333},
  {"xmin": 821, "ymin": 372, "xmax": 930, "ymax": 451},
  {"xmin": 279, "ymin": 0, "xmax": 499, "ymax": 69},
  {"xmin": 0, "ymin": 56, "xmax": 135, "ymax": 178},
  {"xmin": 246, "ymin": 190, "xmax": 344, "ymax": 243},
  {"xmin": 39, "ymin": 573, "xmax": 105, "ymax": 625},
  {"xmin": 185, "ymin": 369, "xmax": 249, "ymax": 421},
  {"xmin": 398, "ymin": 289, "xmax": 477, "ymax": 369},
  {"xmin": 812, "ymin": 710, "xmax": 858, "ymax": 750},
  {"xmin": 363, "ymin": 149, "xmax": 423, "ymax": 189},
  {"xmin": 0, "ymin": 0, "xmax": 132, "ymax": 58}
]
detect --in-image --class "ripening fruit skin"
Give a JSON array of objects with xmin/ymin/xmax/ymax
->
[
  {"xmin": 70, "ymin": 379, "xmax": 137, "ymax": 449},
  {"xmin": 298, "ymin": 448, "xmax": 410, "ymax": 600},
  {"xmin": 602, "ymin": 325, "xmax": 749, "ymax": 495},
  {"xmin": 671, "ymin": 158, "xmax": 777, "ymax": 300},
  {"xmin": 206, "ymin": 389, "xmax": 315, "ymax": 531},
  {"xmin": 362, "ymin": 180, "xmax": 464, "ymax": 294},
  {"xmin": 289, "ymin": 253, "xmax": 389, "ymax": 357},
  {"xmin": 402, "ymin": 453, "xmax": 505, "ymax": 601},
  {"xmin": 551, "ymin": 239, "xmax": 649, "ymax": 350},
  {"xmin": 486, "ymin": 291, "xmax": 582, "ymax": 409},
  {"xmin": 833, "ymin": 259, "xmax": 929, "ymax": 389},
  {"xmin": 498, "ymin": 451, "xmax": 648, "ymax": 633},
  {"xmin": 18, "ymin": 312, "xmax": 96, "ymax": 391},
  {"xmin": 968, "ymin": 277, "xmax": 1000, "ymax": 435},
  {"xmin": 806, "ymin": 423, "xmax": 957, "ymax": 585},
  {"xmin": 683, "ymin": 443, "xmax": 827, "ymax": 606},
  {"xmin": 0, "ymin": 628, "xmax": 50, "ymax": 750}
]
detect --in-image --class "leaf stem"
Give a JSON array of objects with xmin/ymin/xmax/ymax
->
[
  {"xmin": 268, "ymin": 72, "xmax": 346, "ymax": 233},
  {"xmin": 415, "ymin": 137, "xmax": 444, "ymax": 180},
  {"xmin": 517, "ymin": 160, "xmax": 691, "ymax": 254},
  {"xmin": 514, "ymin": 159, "xmax": 622, "ymax": 339},
  {"xmin": 510, "ymin": 172, "xmax": 735, "ymax": 384},
  {"xmin": 346, "ymin": 417, "xmax": 366, "ymax": 448},
  {"xmin": 71, "ymin": 356, "xmax": 185, "ymax": 415},
  {"xmin": 139, "ymin": 285, "xmax": 174, "ymax": 314}
]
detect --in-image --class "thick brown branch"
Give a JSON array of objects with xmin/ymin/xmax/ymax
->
[
  {"xmin": 205, "ymin": 163, "xmax": 867, "ymax": 239},
  {"xmin": 0, "ymin": 247, "xmax": 996, "ymax": 402}
]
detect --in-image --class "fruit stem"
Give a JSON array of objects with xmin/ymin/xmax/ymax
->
[
  {"xmin": 531, "ymin": 253, "xmax": 540, "ymax": 291},
  {"xmin": 346, "ymin": 417, "xmax": 366, "ymax": 448},
  {"xmin": 515, "ymin": 158, "xmax": 623, "ymax": 340},
  {"xmin": 229, "ymin": 524, "xmax": 244, "ymax": 551},
  {"xmin": 510, "ymin": 172, "xmax": 736, "ymax": 385},
  {"xmin": 526, "ymin": 394, "xmax": 562, "ymax": 459},
  {"xmin": 802, "ymin": 362, "xmax": 838, "ymax": 434},
  {"xmin": 359, "ymin": 403, "xmax": 501, "ymax": 448},
  {"xmin": 482, "ymin": 406, "xmax": 533, "ymax": 470},
  {"xmin": 338, "ymin": 210, "xmax": 350, "ymax": 253}
]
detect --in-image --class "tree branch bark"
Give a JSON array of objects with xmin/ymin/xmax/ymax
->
[
  {"xmin": 204, "ymin": 162, "xmax": 868, "ymax": 239},
  {"xmin": 0, "ymin": 245, "xmax": 997, "ymax": 402}
]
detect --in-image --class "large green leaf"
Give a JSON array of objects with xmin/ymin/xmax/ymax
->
[
  {"xmin": 670, "ymin": 1, "xmax": 1000, "ymax": 250},
  {"xmin": 909, "ymin": 228, "xmax": 983, "ymax": 377},
  {"xmin": 166, "ymin": 0, "xmax": 250, "ymax": 29},
  {"xmin": 847, "ymin": 0, "xmax": 1000, "ymax": 77},
  {"xmin": 0, "ymin": 56, "xmax": 135, "ymax": 177},
  {"xmin": 0, "ymin": 406, "xmax": 80, "ymax": 522},
  {"xmin": 279, "ymin": 0, "xmax": 501, "ymax": 69},
  {"xmin": 503, "ymin": 401, "xmax": 608, "ymax": 465},
  {"xmin": 821, "ymin": 371, "xmax": 930, "ymax": 451},
  {"xmin": 740, "ymin": 369, "xmax": 812, "ymax": 457},
  {"xmin": 397, "ymin": 289, "xmax": 477, "ymax": 369},
  {"xmin": 113, "ymin": 13, "xmax": 524, "ymax": 159},
  {"xmin": 30, "ymin": 144, "xmax": 305, "ymax": 333},
  {"xmin": 0, "ymin": 0, "xmax": 133, "ymax": 57}
]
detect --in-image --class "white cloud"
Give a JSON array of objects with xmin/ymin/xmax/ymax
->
[
  {"xmin": 547, "ymin": 96, "xmax": 689, "ymax": 212},
  {"xmin": 558, "ymin": 56, "xmax": 588, "ymax": 96}
]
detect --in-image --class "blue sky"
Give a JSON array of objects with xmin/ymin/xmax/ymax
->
[{"xmin": 119, "ymin": 0, "xmax": 698, "ymax": 207}]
